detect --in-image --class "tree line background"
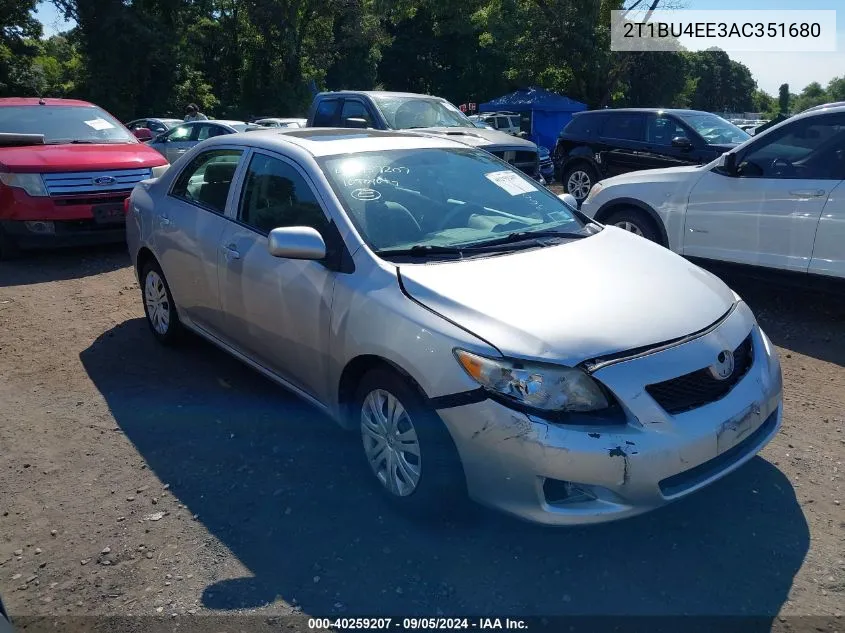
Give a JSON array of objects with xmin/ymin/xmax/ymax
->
[{"xmin": 2, "ymin": 0, "xmax": 844, "ymax": 123}]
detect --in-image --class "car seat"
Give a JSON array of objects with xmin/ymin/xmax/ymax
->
[
  {"xmin": 197, "ymin": 161, "xmax": 238, "ymax": 211},
  {"xmin": 362, "ymin": 200, "xmax": 421, "ymax": 250}
]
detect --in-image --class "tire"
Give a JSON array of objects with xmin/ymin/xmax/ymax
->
[
  {"xmin": 603, "ymin": 207, "xmax": 662, "ymax": 244},
  {"xmin": 563, "ymin": 162, "xmax": 598, "ymax": 203},
  {"xmin": 140, "ymin": 259, "xmax": 183, "ymax": 345},
  {"xmin": 354, "ymin": 368, "xmax": 467, "ymax": 519}
]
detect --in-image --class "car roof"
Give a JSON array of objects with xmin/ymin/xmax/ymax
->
[
  {"xmin": 205, "ymin": 127, "xmax": 477, "ymax": 158},
  {"xmin": 256, "ymin": 117, "xmax": 304, "ymax": 122},
  {"xmin": 0, "ymin": 97, "xmax": 96, "ymax": 107},
  {"xmin": 802, "ymin": 101, "xmax": 845, "ymax": 113},
  {"xmin": 317, "ymin": 91, "xmax": 445, "ymax": 100},
  {"xmin": 576, "ymin": 108, "xmax": 714, "ymax": 116}
]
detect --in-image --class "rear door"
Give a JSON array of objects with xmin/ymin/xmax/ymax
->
[
  {"xmin": 155, "ymin": 148, "xmax": 246, "ymax": 334},
  {"xmin": 597, "ymin": 113, "xmax": 648, "ymax": 176}
]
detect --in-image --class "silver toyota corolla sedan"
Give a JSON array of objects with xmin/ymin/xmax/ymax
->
[{"xmin": 126, "ymin": 128, "xmax": 783, "ymax": 525}]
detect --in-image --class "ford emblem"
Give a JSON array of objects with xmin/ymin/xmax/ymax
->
[{"xmin": 93, "ymin": 176, "xmax": 116, "ymax": 186}]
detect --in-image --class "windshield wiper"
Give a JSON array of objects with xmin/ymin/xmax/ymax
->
[
  {"xmin": 46, "ymin": 139, "xmax": 103, "ymax": 145},
  {"xmin": 376, "ymin": 244, "xmax": 470, "ymax": 258},
  {"xmin": 469, "ymin": 229, "xmax": 589, "ymax": 248}
]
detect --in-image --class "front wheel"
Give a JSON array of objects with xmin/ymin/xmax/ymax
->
[
  {"xmin": 603, "ymin": 207, "xmax": 662, "ymax": 244},
  {"xmin": 563, "ymin": 163, "xmax": 598, "ymax": 203},
  {"xmin": 354, "ymin": 369, "xmax": 466, "ymax": 518},
  {"xmin": 141, "ymin": 260, "xmax": 183, "ymax": 345}
]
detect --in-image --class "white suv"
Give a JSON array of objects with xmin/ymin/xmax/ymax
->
[{"xmin": 580, "ymin": 106, "xmax": 845, "ymax": 280}]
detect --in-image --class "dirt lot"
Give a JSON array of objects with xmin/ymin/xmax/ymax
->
[{"xmin": 0, "ymin": 244, "xmax": 843, "ymax": 627}]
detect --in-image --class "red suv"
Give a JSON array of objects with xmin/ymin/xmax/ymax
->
[{"xmin": 0, "ymin": 98, "xmax": 169, "ymax": 258}]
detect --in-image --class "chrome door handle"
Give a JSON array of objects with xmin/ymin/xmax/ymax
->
[
  {"xmin": 224, "ymin": 244, "xmax": 240, "ymax": 260},
  {"xmin": 789, "ymin": 189, "xmax": 826, "ymax": 198},
  {"xmin": 157, "ymin": 215, "xmax": 171, "ymax": 227}
]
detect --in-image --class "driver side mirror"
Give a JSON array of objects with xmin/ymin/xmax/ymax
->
[
  {"xmin": 671, "ymin": 136, "xmax": 693, "ymax": 149},
  {"xmin": 344, "ymin": 117, "xmax": 369, "ymax": 129},
  {"xmin": 133, "ymin": 127, "xmax": 154, "ymax": 142},
  {"xmin": 558, "ymin": 193, "xmax": 579, "ymax": 208},
  {"xmin": 267, "ymin": 226, "xmax": 326, "ymax": 260},
  {"xmin": 723, "ymin": 152, "xmax": 738, "ymax": 176}
]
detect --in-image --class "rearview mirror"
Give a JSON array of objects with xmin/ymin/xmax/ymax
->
[
  {"xmin": 671, "ymin": 136, "xmax": 692, "ymax": 149},
  {"xmin": 267, "ymin": 226, "xmax": 326, "ymax": 260},
  {"xmin": 133, "ymin": 127, "xmax": 154, "ymax": 142},
  {"xmin": 344, "ymin": 117, "xmax": 369, "ymax": 129},
  {"xmin": 558, "ymin": 193, "xmax": 579, "ymax": 208}
]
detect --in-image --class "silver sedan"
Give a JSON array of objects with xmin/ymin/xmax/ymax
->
[
  {"xmin": 126, "ymin": 128, "xmax": 782, "ymax": 525},
  {"xmin": 147, "ymin": 120, "xmax": 259, "ymax": 163}
]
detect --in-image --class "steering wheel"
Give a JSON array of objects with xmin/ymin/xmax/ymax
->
[{"xmin": 434, "ymin": 202, "xmax": 485, "ymax": 231}]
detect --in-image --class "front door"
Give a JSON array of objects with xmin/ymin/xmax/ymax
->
[
  {"xmin": 683, "ymin": 113, "xmax": 845, "ymax": 271},
  {"xmin": 217, "ymin": 150, "xmax": 337, "ymax": 401}
]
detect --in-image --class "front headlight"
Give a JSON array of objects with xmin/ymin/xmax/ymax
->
[
  {"xmin": 583, "ymin": 181, "xmax": 603, "ymax": 204},
  {"xmin": 0, "ymin": 172, "xmax": 47, "ymax": 197},
  {"xmin": 454, "ymin": 349, "xmax": 609, "ymax": 412},
  {"xmin": 151, "ymin": 164, "xmax": 170, "ymax": 178}
]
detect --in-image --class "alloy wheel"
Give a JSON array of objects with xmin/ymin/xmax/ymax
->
[
  {"xmin": 566, "ymin": 170, "xmax": 593, "ymax": 200},
  {"xmin": 615, "ymin": 221, "xmax": 645, "ymax": 237}
]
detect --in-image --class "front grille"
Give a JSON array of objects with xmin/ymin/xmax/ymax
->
[
  {"xmin": 490, "ymin": 150, "xmax": 539, "ymax": 176},
  {"xmin": 645, "ymin": 334, "xmax": 754, "ymax": 414},
  {"xmin": 42, "ymin": 168, "xmax": 152, "ymax": 196}
]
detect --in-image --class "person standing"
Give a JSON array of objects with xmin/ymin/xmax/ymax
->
[{"xmin": 184, "ymin": 103, "xmax": 208, "ymax": 122}]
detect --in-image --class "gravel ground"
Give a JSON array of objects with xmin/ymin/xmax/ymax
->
[{"xmin": 0, "ymin": 244, "xmax": 843, "ymax": 628}]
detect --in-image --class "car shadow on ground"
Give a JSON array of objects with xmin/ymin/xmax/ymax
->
[
  {"xmin": 79, "ymin": 318, "xmax": 810, "ymax": 622},
  {"xmin": 698, "ymin": 263, "xmax": 845, "ymax": 368},
  {"xmin": 0, "ymin": 243, "xmax": 129, "ymax": 287}
]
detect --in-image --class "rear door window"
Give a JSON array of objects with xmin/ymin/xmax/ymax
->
[
  {"xmin": 601, "ymin": 114, "xmax": 646, "ymax": 142},
  {"xmin": 313, "ymin": 100, "xmax": 340, "ymax": 127},
  {"xmin": 170, "ymin": 149, "xmax": 244, "ymax": 213}
]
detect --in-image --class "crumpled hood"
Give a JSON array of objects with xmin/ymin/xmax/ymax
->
[
  {"xmin": 0, "ymin": 143, "xmax": 167, "ymax": 173},
  {"xmin": 414, "ymin": 127, "xmax": 538, "ymax": 151},
  {"xmin": 398, "ymin": 227, "xmax": 736, "ymax": 365}
]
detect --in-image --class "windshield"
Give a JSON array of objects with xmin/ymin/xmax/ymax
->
[
  {"xmin": 372, "ymin": 95, "xmax": 475, "ymax": 130},
  {"xmin": 678, "ymin": 113, "xmax": 749, "ymax": 144},
  {"xmin": 320, "ymin": 147, "xmax": 587, "ymax": 256},
  {"xmin": 0, "ymin": 106, "xmax": 135, "ymax": 144}
]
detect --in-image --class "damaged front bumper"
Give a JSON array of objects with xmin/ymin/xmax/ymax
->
[{"xmin": 437, "ymin": 302, "xmax": 783, "ymax": 526}]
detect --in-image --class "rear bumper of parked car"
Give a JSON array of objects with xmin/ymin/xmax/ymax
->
[{"xmin": 437, "ymin": 304, "xmax": 782, "ymax": 526}]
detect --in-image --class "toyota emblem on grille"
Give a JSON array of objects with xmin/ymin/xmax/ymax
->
[
  {"xmin": 709, "ymin": 350, "xmax": 735, "ymax": 381},
  {"xmin": 93, "ymin": 176, "xmax": 116, "ymax": 186}
]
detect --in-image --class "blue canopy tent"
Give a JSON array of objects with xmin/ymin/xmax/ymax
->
[{"xmin": 478, "ymin": 87, "xmax": 587, "ymax": 151}]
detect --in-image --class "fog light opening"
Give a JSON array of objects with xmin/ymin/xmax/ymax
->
[
  {"xmin": 24, "ymin": 221, "xmax": 55, "ymax": 234},
  {"xmin": 543, "ymin": 478, "xmax": 596, "ymax": 505}
]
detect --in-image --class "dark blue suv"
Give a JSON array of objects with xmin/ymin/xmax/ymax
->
[{"xmin": 554, "ymin": 108, "xmax": 750, "ymax": 203}]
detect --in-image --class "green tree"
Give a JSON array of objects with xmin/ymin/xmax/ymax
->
[
  {"xmin": 778, "ymin": 83, "xmax": 790, "ymax": 115},
  {"xmin": 793, "ymin": 81, "xmax": 828, "ymax": 114},
  {"xmin": 0, "ymin": 0, "xmax": 43, "ymax": 95}
]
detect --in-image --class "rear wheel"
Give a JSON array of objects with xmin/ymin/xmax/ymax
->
[
  {"xmin": 141, "ymin": 260, "xmax": 182, "ymax": 345},
  {"xmin": 603, "ymin": 207, "xmax": 662, "ymax": 244},
  {"xmin": 354, "ymin": 368, "xmax": 466, "ymax": 518},
  {"xmin": 563, "ymin": 163, "xmax": 598, "ymax": 203}
]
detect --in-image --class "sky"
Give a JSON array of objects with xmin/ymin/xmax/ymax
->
[{"xmin": 33, "ymin": 0, "xmax": 845, "ymax": 97}]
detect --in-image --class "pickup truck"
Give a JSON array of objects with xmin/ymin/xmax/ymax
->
[{"xmin": 305, "ymin": 91, "xmax": 543, "ymax": 182}]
